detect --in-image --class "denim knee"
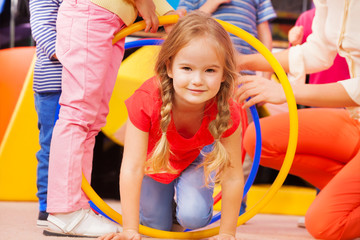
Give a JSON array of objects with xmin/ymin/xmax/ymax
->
[{"xmin": 176, "ymin": 201, "xmax": 213, "ymax": 229}]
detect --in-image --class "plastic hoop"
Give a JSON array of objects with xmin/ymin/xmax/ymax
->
[
  {"xmin": 82, "ymin": 15, "xmax": 298, "ymax": 239},
  {"xmin": 205, "ymin": 102, "xmax": 261, "ymax": 226},
  {"xmin": 89, "ymin": 38, "xmax": 258, "ymax": 226}
]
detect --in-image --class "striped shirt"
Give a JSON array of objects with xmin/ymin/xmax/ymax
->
[
  {"xmin": 30, "ymin": 0, "xmax": 63, "ymax": 93},
  {"xmin": 177, "ymin": 0, "xmax": 276, "ymax": 55}
]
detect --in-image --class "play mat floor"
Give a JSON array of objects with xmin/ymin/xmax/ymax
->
[{"xmin": 0, "ymin": 200, "xmax": 314, "ymax": 240}]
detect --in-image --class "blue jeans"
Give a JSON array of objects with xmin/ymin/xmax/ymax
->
[
  {"xmin": 140, "ymin": 145, "xmax": 215, "ymax": 230},
  {"xmin": 34, "ymin": 92, "xmax": 61, "ymax": 212}
]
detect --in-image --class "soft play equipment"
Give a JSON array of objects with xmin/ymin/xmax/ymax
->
[
  {"xmin": 0, "ymin": 44, "xmax": 161, "ymax": 201},
  {"xmin": 0, "ymin": 46, "xmax": 38, "ymax": 200}
]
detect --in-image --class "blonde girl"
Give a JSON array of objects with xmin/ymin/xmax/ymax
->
[{"xmin": 100, "ymin": 11, "xmax": 244, "ymax": 240}]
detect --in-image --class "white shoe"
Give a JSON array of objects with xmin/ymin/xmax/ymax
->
[
  {"xmin": 297, "ymin": 216, "xmax": 305, "ymax": 228},
  {"xmin": 43, "ymin": 209, "xmax": 122, "ymax": 237}
]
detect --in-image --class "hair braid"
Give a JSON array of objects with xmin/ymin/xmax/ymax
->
[
  {"xmin": 145, "ymin": 77, "xmax": 177, "ymax": 174},
  {"xmin": 202, "ymin": 83, "xmax": 233, "ymax": 185}
]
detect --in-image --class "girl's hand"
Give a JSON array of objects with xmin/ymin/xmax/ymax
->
[
  {"xmin": 209, "ymin": 233, "xmax": 239, "ymax": 240},
  {"xmin": 97, "ymin": 230, "xmax": 141, "ymax": 240},
  {"xmin": 236, "ymin": 75, "xmax": 286, "ymax": 108},
  {"xmin": 134, "ymin": 0, "xmax": 159, "ymax": 33}
]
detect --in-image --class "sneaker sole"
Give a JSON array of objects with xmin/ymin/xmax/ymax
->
[
  {"xmin": 37, "ymin": 220, "xmax": 48, "ymax": 228},
  {"xmin": 43, "ymin": 229, "xmax": 97, "ymax": 238}
]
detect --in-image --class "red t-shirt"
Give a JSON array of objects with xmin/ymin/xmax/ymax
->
[{"xmin": 125, "ymin": 77, "xmax": 241, "ymax": 184}]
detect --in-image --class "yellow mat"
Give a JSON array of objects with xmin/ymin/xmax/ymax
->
[{"xmin": 213, "ymin": 184, "xmax": 316, "ymax": 216}]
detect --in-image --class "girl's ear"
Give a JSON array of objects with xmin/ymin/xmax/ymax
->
[{"xmin": 166, "ymin": 61, "xmax": 173, "ymax": 78}]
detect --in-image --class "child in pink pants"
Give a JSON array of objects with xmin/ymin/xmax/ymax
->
[{"xmin": 45, "ymin": 0, "xmax": 183, "ymax": 237}]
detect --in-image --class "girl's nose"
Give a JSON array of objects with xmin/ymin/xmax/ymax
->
[{"xmin": 191, "ymin": 72, "xmax": 203, "ymax": 85}]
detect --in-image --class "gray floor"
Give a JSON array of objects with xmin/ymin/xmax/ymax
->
[{"xmin": 0, "ymin": 200, "xmax": 313, "ymax": 240}]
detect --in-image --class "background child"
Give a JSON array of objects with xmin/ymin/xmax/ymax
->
[
  {"xmin": 236, "ymin": 0, "xmax": 360, "ymax": 239},
  {"xmin": 29, "ymin": 0, "xmax": 63, "ymax": 227},
  {"xmin": 176, "ymin": 0, "xmax": 276, "ymax": 215},
  {"xmin": 100, "ymin": 11, "xmax": 244, "ymax": 240},
  {"xmin": 45, "ymin": 0, "xmax": 185, "ymax": 237}
]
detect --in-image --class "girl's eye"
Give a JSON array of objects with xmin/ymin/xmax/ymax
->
[
  {"xmin": 206, "ymin": 69, "xmax": 215, "ymax": 73},
  {"xmin": 182, "ymin": 67, "xmax": 192, "ymax": 71}
]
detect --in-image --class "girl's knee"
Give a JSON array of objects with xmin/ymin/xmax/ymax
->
[
  {"xmin": 140, "ymin": 211, "xmax": 173, "ymax": 231},
  {"xmin": 176, "ymin": 204, "xmax": 212, "ymax": 229}
]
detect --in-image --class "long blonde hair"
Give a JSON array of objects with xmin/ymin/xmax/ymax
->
[{"xmin": 145, "ymin": 11, "xmax": 239, "ymax": 184}]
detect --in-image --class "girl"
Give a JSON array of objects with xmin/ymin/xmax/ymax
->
[
  {"xmin": 237, "ymin": 0, "xmax": 360, "ymax": 239},
  {"xmin": 100, "ymin": 12, "xmax": 244, "ymax": 240},
  {"xmin": 45, "ymin": 0, "xmax": 185, "ymax": 237}
]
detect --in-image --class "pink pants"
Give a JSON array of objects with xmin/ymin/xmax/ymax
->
[
  {"xmin": 244, "ymin": 108, "xmax": 360, "ymax": 240},
  {"xmin": 47, "ymin": 0, "xmax": 125, "ymax": 212}
]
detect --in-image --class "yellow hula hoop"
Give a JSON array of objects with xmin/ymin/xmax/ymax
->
[{"xmin": 82, "ymin": 15, "xmax": 299, "ymax": 239}]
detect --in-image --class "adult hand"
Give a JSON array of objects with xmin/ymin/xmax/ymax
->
[
  {"xmin": 134, "ymin": 0, "xmax": 159, "ymax": 33},
  {"xmin": 236, "ymin": 75, "xmax": 286, "ymax": 108}
]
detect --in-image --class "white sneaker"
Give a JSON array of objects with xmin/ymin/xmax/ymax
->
[
  {"xmin": 297, "ymin": 216, "xmax": 305, "ymax": 228},
  {"xmin": 43, "ymin": 209, "xmax": 122, "ymax": 237},
  {"xmin": 37, "ymin": 211, "xmax": 49, "ymax": 228}
]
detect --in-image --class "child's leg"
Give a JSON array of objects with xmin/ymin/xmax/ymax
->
[
  {"xmin": 34, "ymin": 92, "xmax": 61, "ymax": 212},
  {"xmin": 79, "ymin": 33, "xmax": 125, "ymax": 207},
  {"xmin": 305, "ymin": 150, "xmax": 360, "ymax": 240},
  {"xmin": 48, "ymin": 0, "xmax": 125, "ymax": 213},
  {"xmin": 243, "ymin": 108, "xmax": 360, "ymax": 189},
  {"xmin": 175, "ymin": 146, "xmax": 215, "ymax": 230},
  {"xmin": 139, "ymin": 176, "xmax": 175, "ymax": 231}
]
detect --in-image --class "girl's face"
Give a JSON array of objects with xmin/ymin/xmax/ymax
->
[{"xmin": 167, "ymin": 36, "xmax": 224, "ymax": 108}]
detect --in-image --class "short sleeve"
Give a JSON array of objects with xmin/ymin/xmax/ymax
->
[
  {"xmin": 257, "ymin": 0, "xmax": 277, "ymax": 24},
  {"xmin": 125, "ymin": 89, "xmax": 154, "ymax": 132},
  {"xmin": 222, "ymin": 99, "xmax": 241, "ymax": 138},
  {"xmin": 339, "ymin": 77, "xmax": 360, "ymax": 105}
]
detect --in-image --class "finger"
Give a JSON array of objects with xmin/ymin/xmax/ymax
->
[
  {"xmin": 238, "ymin": 75, "xmax": 259, "ymax": 86},
  {"xmin": 236, "ymin": 83, "xmax": 260, "ymax": 102},
  {"xmin": 177, "ymin": 8, "xmax": 187, "ymax": 17},
  {"xmin": 243, "ymin": 95, "xmax": 264, "ymax": 108},
  {"xmin": 144, "ymin": 18, "xmax": 151, "ymax": 32},
  {"xmin": 150, "ymin": 15, "xmax": 159, "ymax": 33}
]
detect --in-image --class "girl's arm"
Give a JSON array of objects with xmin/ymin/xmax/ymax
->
[
  {"xmin": 121, "ymin": 120, "xmax": 149, "ymax": 234},
  {"xmin": 99, "ymin": 121, "xmax": 148, "ymax": 240},
  {"xmin": 211, "ymin": 125, "xmax": 244, "ymax": 239}
]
